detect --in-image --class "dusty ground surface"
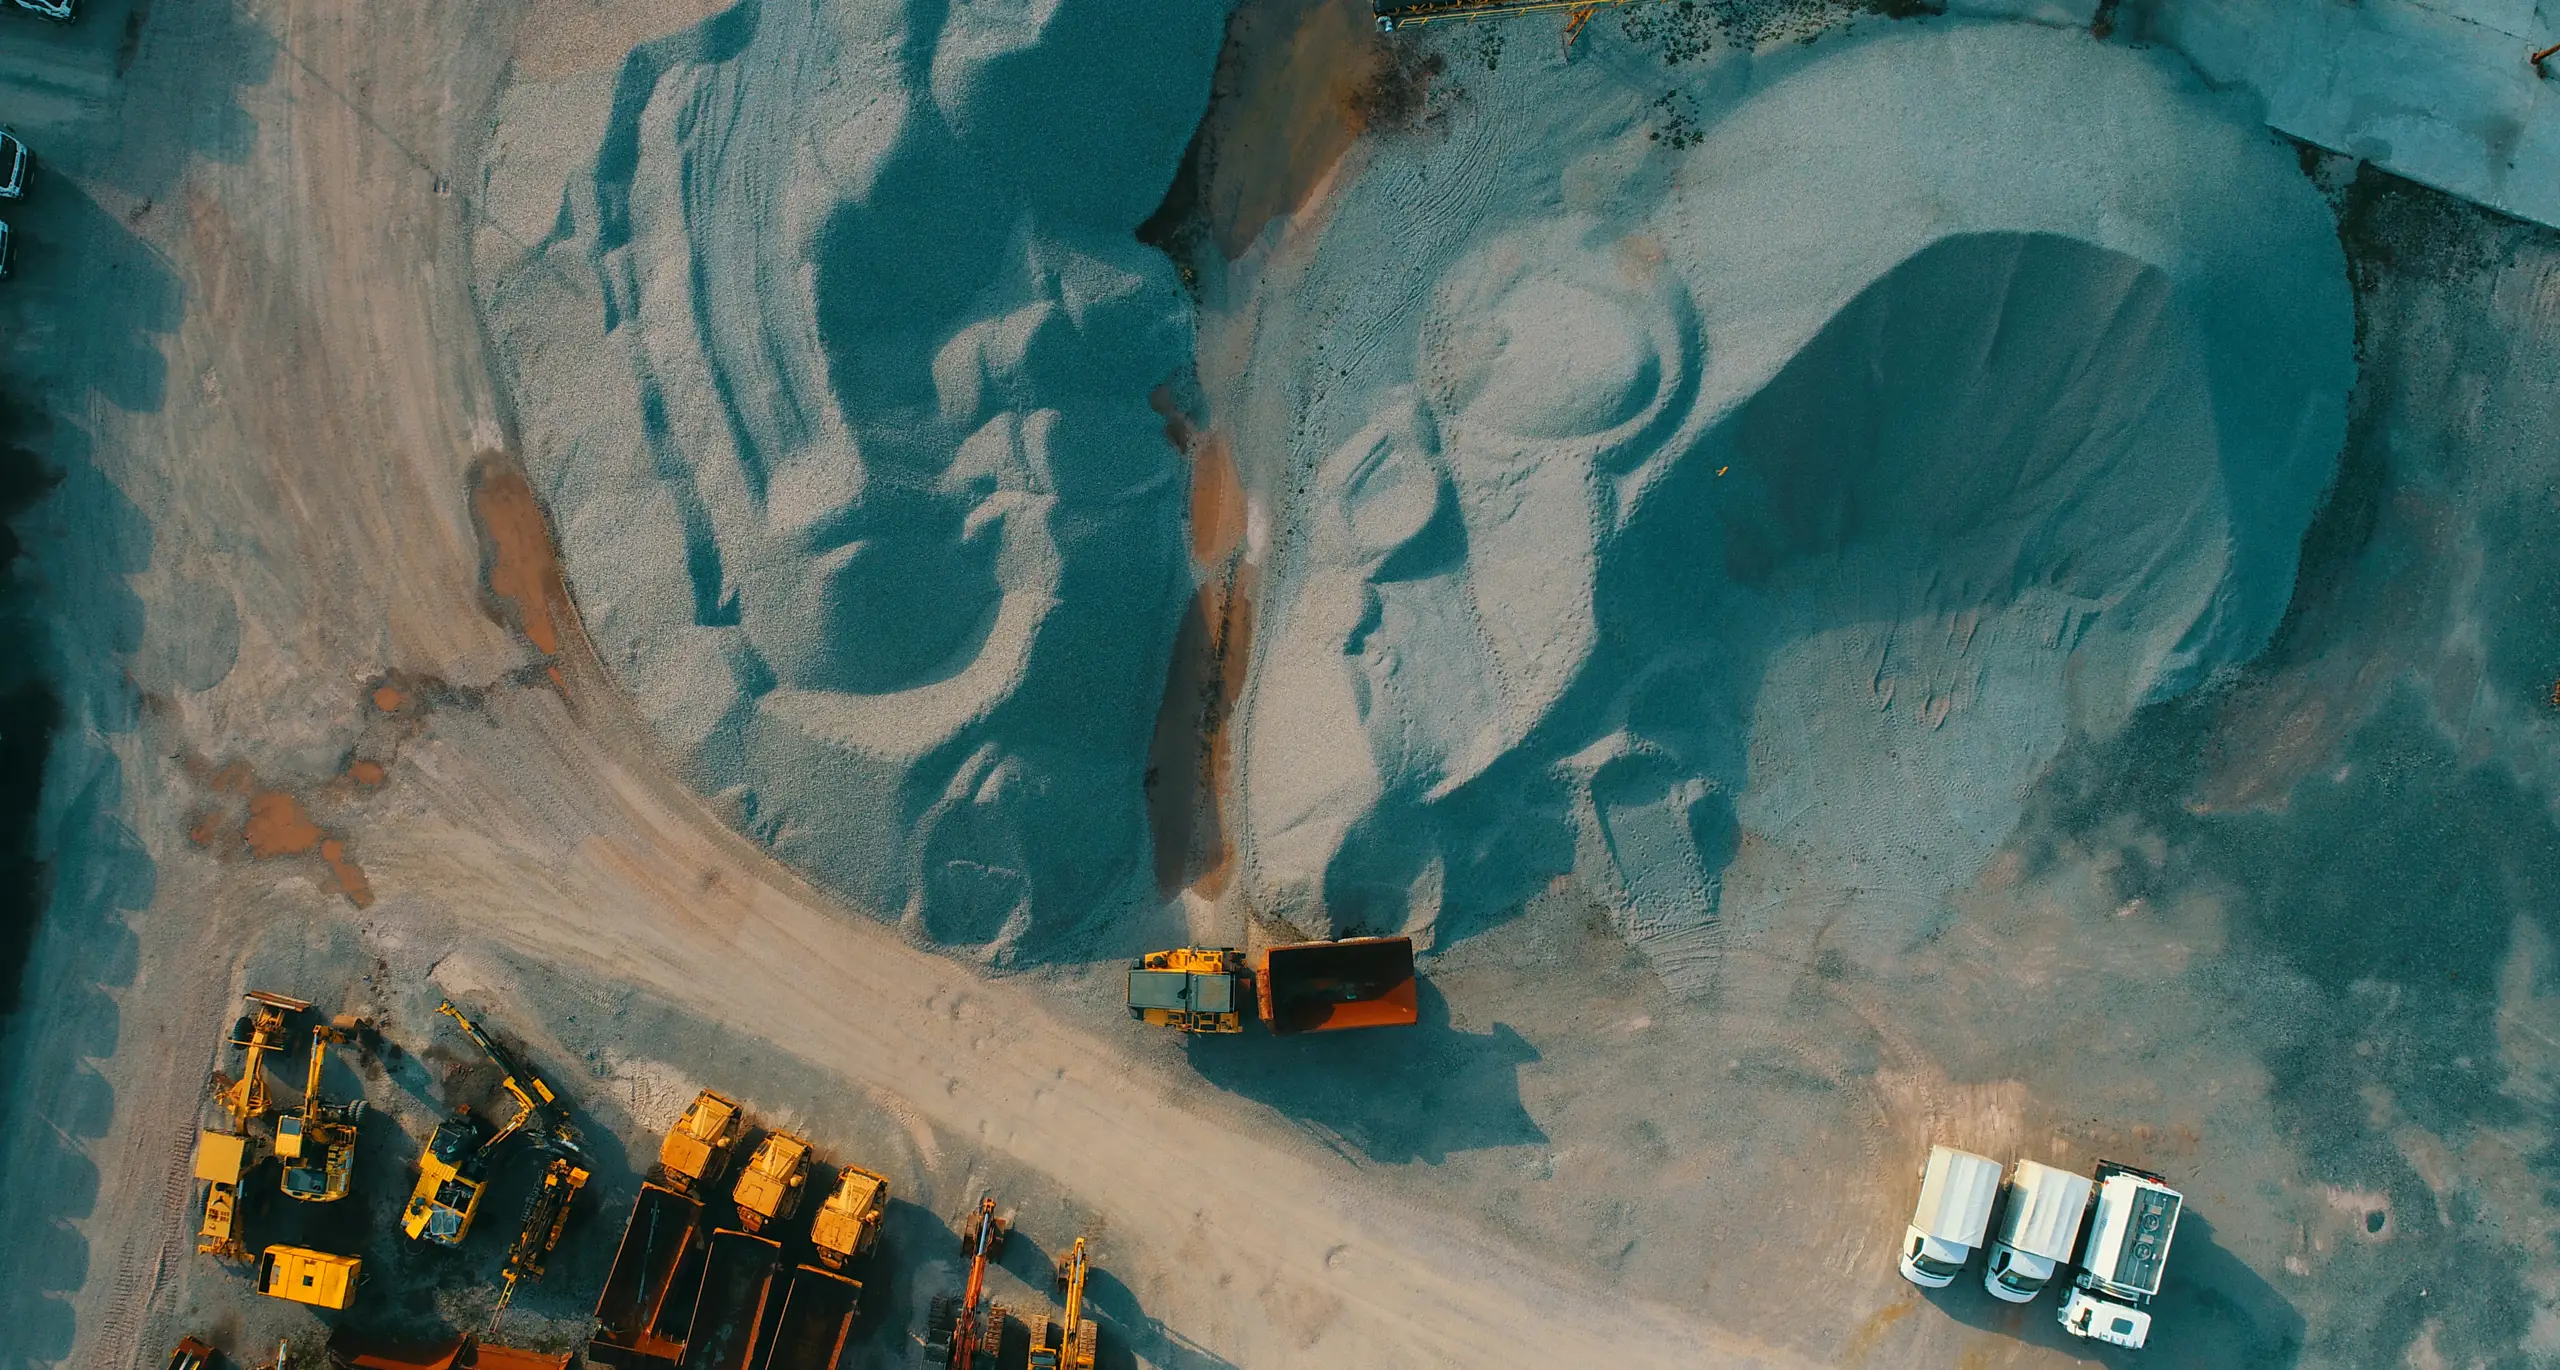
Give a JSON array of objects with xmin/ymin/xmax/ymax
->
[{"xmin": 2, "ymin": 3, "xmax": 2559, "ymax": 1370}]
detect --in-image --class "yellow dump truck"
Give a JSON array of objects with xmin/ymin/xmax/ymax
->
[
  {"xmin": 1128, "ymin": 938, "xmax": 1420, "ymax": 1036},
  {"xmin": 257, "ymin": 1245, "xmax": 361, "ymax": 1310},
  {"xmin": 731, "ymin": 1131, "xmax": 811, "ymax": 1233},
  {"xmin": 658, "ymin": 1089, "xmax": 743, "ymax": 1194},
  {"xmin": 808, "ymin": 1165, "xmax": 890, "ymax": 1268}
]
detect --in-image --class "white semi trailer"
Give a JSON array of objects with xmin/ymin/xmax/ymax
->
[
  {"xmin": 2057, "ymin": 1161, "xmax": 2184, "ymax": 1349},
  {"xmin": 1899, "ymin": 1145, "xmax": 2002, "ymax": 1288},
  {"xmin": 1984, "ymin": 1160, "xmax": 2095, "ymax": 1303}
]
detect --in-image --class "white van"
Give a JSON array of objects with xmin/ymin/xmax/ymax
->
[
  {"xmin": 1984, "ymin": 1160, "xmax": 2094, "ymax": 1303},
  {"xmin": 1899, "ymin": 1145, "xmax": 2002, "ymax": 1287}
]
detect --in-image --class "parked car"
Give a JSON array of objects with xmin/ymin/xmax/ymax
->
[
  {"xmin": 0, "ymin": 130, "xmax": 26, "ymax": 199},
  {"xmin": 12, "ymin": 0, "xmax": 77, "ymax": 20}
]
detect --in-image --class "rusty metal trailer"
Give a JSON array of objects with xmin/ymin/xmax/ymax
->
[
  {"xmin": 589, "ymin": 1182, "xmax": 707, "ymax": 1369},
  {"xmin": 757, "ymin": 1264, "xmax": 861, "ymax": 1370},
  {"xmin": 677, "ymin": 1229, "xmax": 782, "ymax": 1370}
]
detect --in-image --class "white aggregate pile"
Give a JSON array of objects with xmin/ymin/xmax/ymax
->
[
  {"xmin": 1205, "ymin": 21, "xmax": 2356, "ymax": 984},
  {"xmin": 482, "ymin": 0, "xmax": 1227, "ymax": 953}
]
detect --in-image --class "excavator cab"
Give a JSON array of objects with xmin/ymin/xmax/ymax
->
[
  {"xmin": 402, "ymin": 1001, "xmax": 584, "ymax": 1249},
  {"xmin": 1126, "ymin": 948, "xmax": 1246, "ymax": 1034},
  {"xmin": 278, "ymin": 1025, "xmax": 364, "ymax": 1203}
]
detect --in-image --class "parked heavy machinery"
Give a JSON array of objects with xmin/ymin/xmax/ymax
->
[
  {"xmin": 166, "ymin": 1336, "xmax": 217, "ymax": 1370},
  {"xmin": 255, "ymin": 1244, "xmax": 361, "ymax": 1310},
  {"xmin": 193, "ymin": 1128, "xmax": 250, "ymax": 1261},
  {"xmin": 730, "ymin": 1130, "xmax": 811, "ymax": 1234},
  {"xmin": 587, "ymin": 1181, "xmax": 705, "ymax": 1368},
  {"xmin": 330, "ymin": 1330, "xmax": 574, "ymax": 1370},
  {"xmin": 808, "ymin": 1164, "xmax": 890, "ymax": 1268},
  {"xmin": 655, "ymin": 1089, "xmax": 742, "ymax": 1194},
  {"xmin": 197, "ymin": 989, "xmax": 310, "ymax": 1261},
  {"xmin": 493, "ymin": 1151, "xmax": 591, "ymax": 1316},
  {"xmin": 277, "ymin": 1022, "xmax": 365, "ymax": 1202},
  {"xmin": 1026, "ymin": 1238, "xmax": 1098, "ymax": 1370},
  {"xmin": 1126, "ymin": 948, "xmax": 1246, "ymax": 1033},
  {"xmin": 684, "ymin": 1227, "xmax": 784, "ymax": 1370},
  {"xmin": 402, "ymin": 1000, "xmax": 584, "ymax": 1248},
  {"xmin": 1128, "ymin": 937, "xmax": 1419, "ymax": 1036},
  {"xmin": 764, "ymin": 1264, "xmax": 861, "ymax": 1370},
  {"xmin": 922, "ymin": 1195, "xmax": 1010, "ymax": 1370}
]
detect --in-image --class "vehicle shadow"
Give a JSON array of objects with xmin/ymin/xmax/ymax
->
[
  {"xmin": 1077, "ymin": 1265, "xmax": 1242, "ymax": 1370},
  {"xmin": 1922, "ymin": 1208, "xmax": 2303, "ymax": 1367},
  {"xmin": 1184, "ymin": 978, "xmax": 1546, "ymax": 1165}
]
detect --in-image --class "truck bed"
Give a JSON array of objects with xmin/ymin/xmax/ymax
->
[
  {"xmin": 590, "ymin": 1183, "xmax": 705, "ymax": 1367},
  {"xmin": 1256, "ymin": 937, "xmax": 1419, "ymax": 1035},
  {"xmin": 758, "ymin": 1265, "xmax": 861, "ymax": 1370},
  {"xmin": 678, "ymin": 1230, "xmax": 782, "ymax": 1370}
]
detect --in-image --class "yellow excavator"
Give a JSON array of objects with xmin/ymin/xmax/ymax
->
[
  {"xmin": 277, "ymin": 1022, "xmax": 366, "ymax": 1202},
  {"xmin": 402, "ymin": 1000, "xmax": 585, "ymax": 1252},
  {"xmin": 494, "ymin": 1150, "xmax": 592, "ymax": 1318},
  {"xmin": 1027, "ymin": 1237, "xmax": 1099, "ymax": 1370}
]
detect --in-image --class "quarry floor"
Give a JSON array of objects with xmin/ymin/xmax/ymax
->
[{"xmin": 3, "ymin": 2, "xmax": 2560, "ymax": 1369}]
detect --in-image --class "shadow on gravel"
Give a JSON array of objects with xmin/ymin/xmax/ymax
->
[
  {"xmin": 1185, "ymin": 978, "xmax": 1545, "ymax": 1164},
  {"xmin": 0, "ymin": 4, "xmax": 277, "ymax": 1359},
  {"xmin": 1921, "ymin": 1208, "xmax": 2303, "ymax": 1367}
]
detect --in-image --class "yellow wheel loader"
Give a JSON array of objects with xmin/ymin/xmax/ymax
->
[
  {"xmin": 808, "ymin": 1164, "xmax": 890, "ymax": 1268},
  {"xmin": 656, "ymin": 1089, "xmax": 742, "ymax": 1195},
  {"xmin": 730, "ymin": 1130, "xmax": 811, "ymax": 1233},
  {"xmin": 277, "ymin": 1023, "xmax": 365, "ymax": 1203}
]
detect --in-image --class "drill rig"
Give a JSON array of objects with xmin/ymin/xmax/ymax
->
[
  {"xmin": 921, "ymin": 1195, "xmax": 1011, "ymax": 1370},
  {"xmin": 1027, "ymin": 1238, "xmax": 1099, "ymax": 1370},
  {"xmin": 401, "ymin": 999, "xmax": 588, "ymax": 1280}
]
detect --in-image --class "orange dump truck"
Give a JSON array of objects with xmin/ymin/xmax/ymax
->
[
  {"xmin": 588, "ymin": 1183, "xmax": 705, "ymax": 1369},
  {"xmin": 1129, "ymin": 936, "xmax": 1418, "ymax": 1036}
]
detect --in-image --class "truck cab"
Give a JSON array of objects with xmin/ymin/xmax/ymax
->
[
  {"xmin": 732, "ymin": 1131, "xmax": 811, "ymax": 1232},
  {"xmin": 1899, "ymin": 1145, "xmax": 2002, "ymax": 1288},
  {"xmin": 1127, "ymin": 948, "xmax": 1246, "ymax": 1033},
  {"xmin": 1984, "ymin": 1159, "xmax": 2094, "ymax": 1303},
  {"xmin": 2058, "ymin": 1161, "xmax": 2182, "ymax": 1348}
]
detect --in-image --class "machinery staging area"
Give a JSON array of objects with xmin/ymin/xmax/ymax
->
[{"xmin": 5, "ymin": 0, "xmax": 2560, "ymax": 1367}]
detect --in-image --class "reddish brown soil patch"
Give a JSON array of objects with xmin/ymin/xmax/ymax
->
[
  {"xmin": 468, "ymin": 454, "xmax": 574, "ymax": 674},
  {"xmin": 372, "ymin": 684, "xmax": 409, "ymax": 713},
  {"xmin": 347, "ymin": 759, "xmax": 388, "ymax": 788},
  {"xmin": 1146, "ymin": 431, "xmax": 1259, "ymax": 897},
  {"xmin": 319, "ymin": 838, "xmax": 375, "ymax": 908},
  {"xmin": 1188, "ymin": 0, "xmax": 1401, "ymax": 259},
  {"xmin": 245, "ymin": 790, "xmax": 324, "ymax": 857}
]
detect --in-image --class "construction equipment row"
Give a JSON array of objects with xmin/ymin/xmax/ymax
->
[
  {"xmin": 190, "ymin": 991, "xmax": 590, "ymax": 1318},
  {"xmin": 1901, "ymin": 1144, "xmax": 2187, "ymax": 1350},
  {"xmin": 588, "ymin": 1090, "xmax": 887, "ymax": 1370}
]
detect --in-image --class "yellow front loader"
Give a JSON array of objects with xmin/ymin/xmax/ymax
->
[
  {"xmin": 731, "ymin": 1130, "xmax": 811, "ymax": 1233},
  {"xmin": 656, "ymin": 1089, "xmax": 742, "ymax": 1194},
  {"xmin": 193, "ymin": 1129, "xmax": 249, "ymax": 1261}
]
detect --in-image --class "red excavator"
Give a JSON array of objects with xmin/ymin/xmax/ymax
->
[{"xmin": 921, "ymin": 1195, "xmax": 1011, "ymax": 1370}]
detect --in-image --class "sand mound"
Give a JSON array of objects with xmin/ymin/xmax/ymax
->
[
  {"xmin": 1212, "ymin": 22, "xmax": 2354, "ymax": 982},
  {"xmin": 481, "ymin": 0, "xmax": 1226, "ymax": 953}
]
